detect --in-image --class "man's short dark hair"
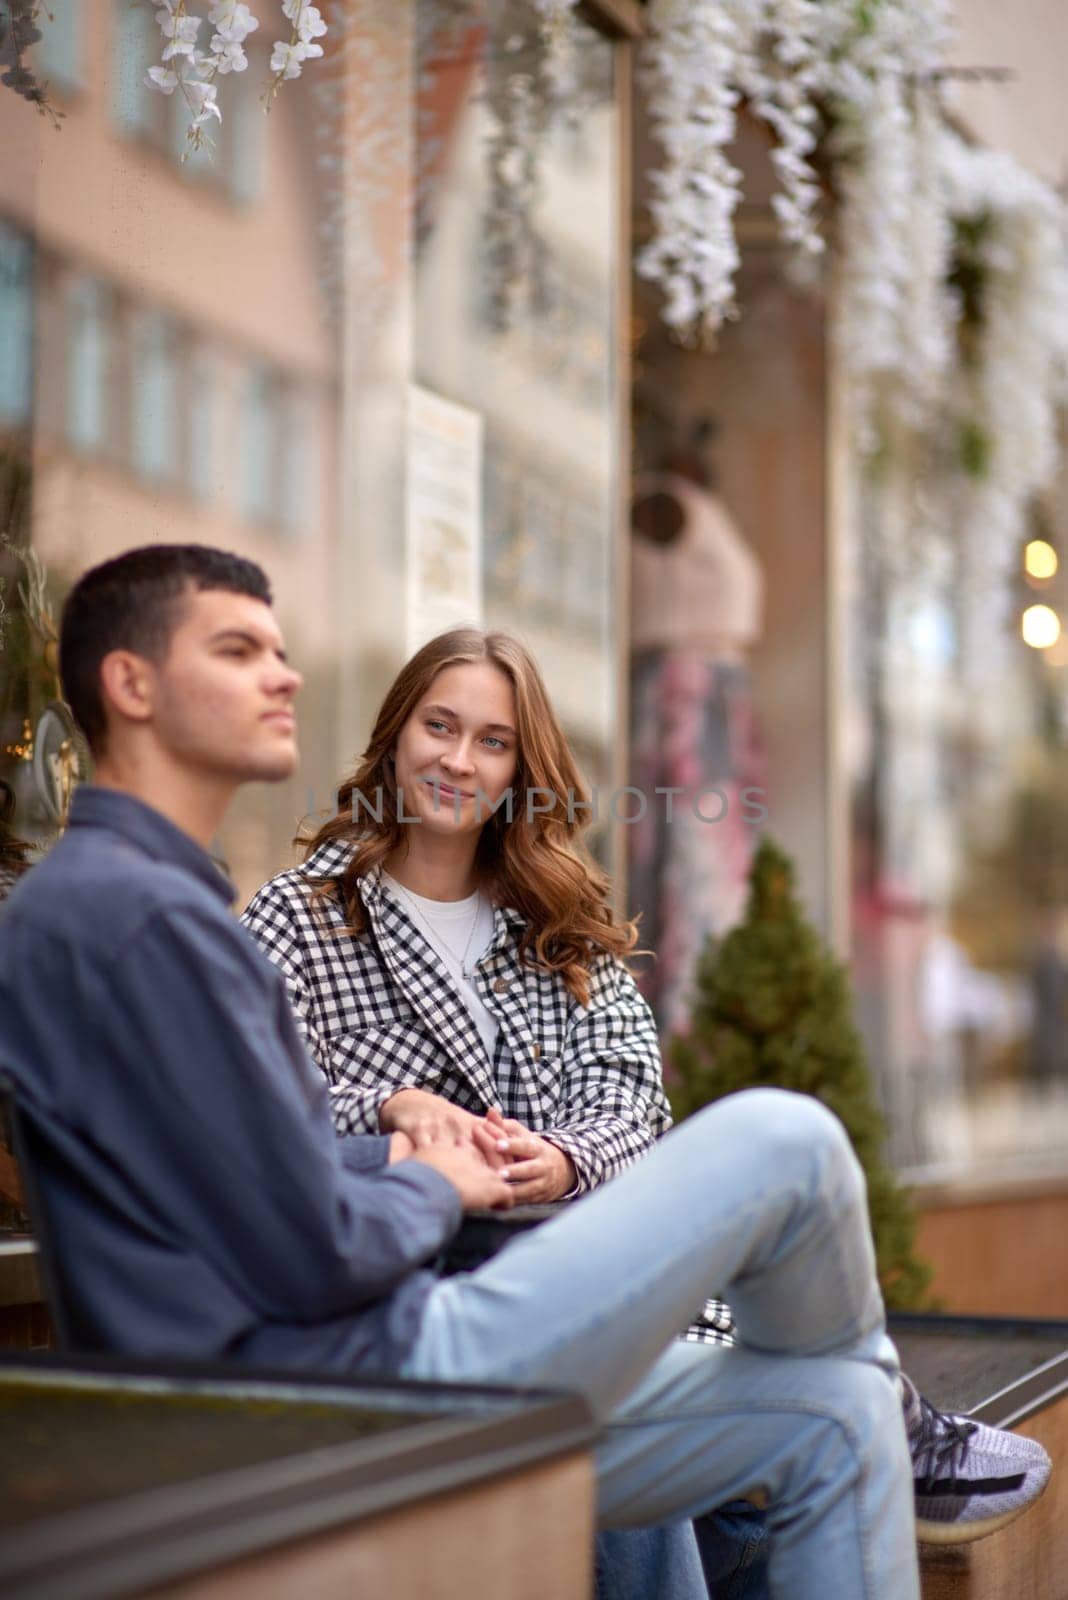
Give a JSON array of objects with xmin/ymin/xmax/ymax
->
[{"xmin": 59, "ymin": 544, "xmax": 273, "ymax": 753}]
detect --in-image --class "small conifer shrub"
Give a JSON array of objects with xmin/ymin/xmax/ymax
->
[{"xmin": 669, "ymin": 836, "xmax": 933, "ymax": 1310}]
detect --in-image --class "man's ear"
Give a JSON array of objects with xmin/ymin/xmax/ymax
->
[{"xmin": 98, "ymin": 650, "xmax": 157, "ymax": 728}]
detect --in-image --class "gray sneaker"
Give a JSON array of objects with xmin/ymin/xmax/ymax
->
[{"xmin": 904, "ymin": 1375, "xmax": 1052, "ymax": 1545}]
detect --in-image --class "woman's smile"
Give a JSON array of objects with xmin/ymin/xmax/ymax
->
[{"xmin": 422, "ymin": 777, "xmax": 477, "ymax": 801}]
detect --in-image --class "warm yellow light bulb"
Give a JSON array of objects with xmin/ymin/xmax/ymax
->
[
  {"xmin": 1025, "ymin": 539, "xmax": 1058, "ymax": 580},
  {"xmin": 1022, "ymin": 604, "xmax": 1061, "ymax": 649}
]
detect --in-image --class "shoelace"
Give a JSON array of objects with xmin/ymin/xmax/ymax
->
[{"xmin": 911, "ymin": 1392, "xmax": 980, "ymax": 1490}]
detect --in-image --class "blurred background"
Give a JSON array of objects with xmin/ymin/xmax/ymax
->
[{"xmin": 2, "ymin": 0, "xmax": 1068, "ymax": 1309}]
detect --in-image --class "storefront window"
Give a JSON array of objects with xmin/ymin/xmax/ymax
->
[
  {"xmin": 34, "ymin": 0, "xmax": 83, "ymax": 93},
  {"xmin": 65, "ymin": 275, "xmax": 112, "ymax": 456},
  {"xmin": 0, "ymin": 221, "xmax": 32, "ymax": 424},
  {"xmin": 414, "ymin": 3, "xmax": 620, "ymax": 836},
  {"xmin": 130, "ymin": 310, "xmax": 178, "ymax": 484},
  {"xmin": 110, "ymin": 0, "xmax": 159, "ymax": 138},
  {"xmin": 847, "ymin": 479, "xmax": 1068, "ymax": 1180}
]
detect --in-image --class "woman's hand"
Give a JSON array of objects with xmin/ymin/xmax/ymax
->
[
  {"xmin": 484, "ymin": 1107, "xmax": 577, "ymax": 1203},
  {"xmin": 380, "ymin": 1088, "xmax": 510, "ymax": 1171},
  {"xmin": 379, "ymin": 1086, "xmax": 484, "ymax": 1146}
]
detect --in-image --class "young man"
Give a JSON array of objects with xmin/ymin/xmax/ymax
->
[{"xmin": 0, "ymin": 544, "xmax": 975, "ymax": 1598}]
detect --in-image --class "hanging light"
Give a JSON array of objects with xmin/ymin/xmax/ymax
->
[
  {"xmin": 1022, "ymin": 604, "xmax": 1061, "ymax": 649},
  {"xmin": 1025, "ymin": 539, "xmax": 1058, "ymax": 581}
]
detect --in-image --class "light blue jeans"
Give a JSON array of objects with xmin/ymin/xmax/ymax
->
[
  {"xmin": 596, "ymin": 1523, "xmax": 708, "ymax": 1599},
  {"xmin": 401, "ymin": 1090, "xmax": 919, "ymax": 1600}
]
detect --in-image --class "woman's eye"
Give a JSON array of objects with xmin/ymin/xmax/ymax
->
[
  {"xmin": 483, "ymin": 736, "xmax": 505, "ymax": 750},
  {"xmin": 427, "ymin": 719, "xmax": 449, "ymax": 732}
]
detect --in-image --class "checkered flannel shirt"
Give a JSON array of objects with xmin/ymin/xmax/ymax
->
[{"xmin": 241, "ymin": 842, "xmax": 735, "ymax": 1347}]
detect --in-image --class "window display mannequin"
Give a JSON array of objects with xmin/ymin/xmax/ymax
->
[{"xmin": 628, "ymin": 435, "xmax": 766, "ymax": 1037}]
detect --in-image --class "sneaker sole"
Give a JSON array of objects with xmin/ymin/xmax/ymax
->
[{"xmin": 916, "ymin": 1478, "xmax": 1051, "ymax": 1548}]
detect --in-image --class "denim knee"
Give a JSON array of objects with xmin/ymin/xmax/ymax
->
[
  {"xmin": 706, "ymin": 1088, "xmax": 861, "ymax": 1200},
  {"xmin": 787, "ymin": 1361, "xmax": 906, "ymax": 1513}
]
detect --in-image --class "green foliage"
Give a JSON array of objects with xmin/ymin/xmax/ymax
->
[
  {"xmin": 959, "ymin": 418, "xmax": 993, "ymax": 481},
  {"xmin": 949, "ymin": 211, "xmax": 993, "ymax": 340},
  {"xmin": 670, "ymin": 836, "xmax": 934, "ymax": 1310},
  {"xmin": 854, "ymin": 0, "xmax": 880, "ymax": 36}
]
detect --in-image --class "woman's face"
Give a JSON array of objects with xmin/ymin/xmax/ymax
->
[{"xmin": 392, "ymin": 661, "xmax": 519, "ymax": 840}]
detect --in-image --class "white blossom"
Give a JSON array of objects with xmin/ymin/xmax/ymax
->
[
  {"xmin": 731, "ymin": 0, "xmax": 825, "ymax": 263},
  {"xmin": 282, "ymin": 2, "xmax": 327, "ymax": 43},
  {"xmin": 636, "ymin": 0, "xmax": 958, "ymax": 366},
  {"xmin": 940, "ymin": 128, "xmax": 1068, "ymax": 658},
  {"xmin": 270, "ymin": 3, "xmax": 327, "ymax": 84},
  {"xmin": 206, "ymin": 1, "xmax": 257, "ymax": 73},
  {"xmin": 208, "ymin": 0, "xmax": 258, "ymax": 39},
  {"xmin": 146, "ymin": 64, "xmax": 179, "ymax": 94},
  {"xmin": 897, "ymin": 86, "xmax": 955, "ymax": 419},
  {"xmin": 270, "ymin": 39, "xmax": 314, "ymax": 80},
  {"xmin": 531, "ymin": 0, "xmax": 580, "ymax": 108},
  {"xmin": 638, "ymin": 0, "xmax": 745, "ymax": 341},
  {"xmin": 209, "ymin": 37, "xmax": 249, "ymax": 73},
  {"xmin": 156, "ymin": 7, "xmax": 201, "ymax": 61},
  {"xmin": 146, "ymin": 2, "xmax": 328, "ymax": 145},
  {"xmin": 834, "ymin": 71, "xmax": 916, "ymax": 443},
  {"xmin": 182, "ymin": 70, "xmax": 221, "ymax": 126}
]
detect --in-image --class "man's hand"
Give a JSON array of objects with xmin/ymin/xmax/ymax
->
[
  {"xmin": 387, "ymin": 1131, "xmax": 415, "ymax": 1163},
  {"xmin": 379, "ymin": 1087, "xmax": 487, "ymax": 1148},
  {"xmin": 410, "ymin": 1142, "xmax": 515, "ymax": 1212},
  {"xmin": 485, "ymin": 1107, "xmax": 577, "ymax": 1203}
]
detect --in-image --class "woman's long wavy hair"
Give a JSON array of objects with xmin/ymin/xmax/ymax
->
[{"xmin": 301, "ymin": 627, "xmax": 638, "ymax": 1004}]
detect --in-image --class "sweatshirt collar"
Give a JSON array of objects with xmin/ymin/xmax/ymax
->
[{"xmin": 68, "ymin": 787, "xmax": 236, "ymax": 904}]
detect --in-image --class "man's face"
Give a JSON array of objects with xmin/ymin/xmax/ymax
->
[{"xmin": 147, "ymin": 589, "xmax": 302, "ymax": 784}]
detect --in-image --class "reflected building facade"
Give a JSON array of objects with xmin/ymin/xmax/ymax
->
[{"xmin": 0, "ymin": 0, "xmax": 632, "ymax": 903}]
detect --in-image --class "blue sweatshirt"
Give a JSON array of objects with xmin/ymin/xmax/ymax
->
[{"xmin": 0, "ymin": 787, "xmax": 461, "ymax": 1372}]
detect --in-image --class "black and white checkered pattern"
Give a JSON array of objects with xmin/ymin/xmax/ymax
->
[{"xmin": 242, "ymin": 842, "xmax": 735, "ymax": 1346}]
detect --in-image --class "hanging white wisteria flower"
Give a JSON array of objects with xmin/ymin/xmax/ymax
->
[
  {"xmin": 730, "ymin": 0, "xmax": 825, "ymax": 267},
  {"xmin": 210, "ymin": 1, "xmax": 258, "ymax": 73},
  {"xmin": 637, "ymin": 0, "xmax": 744, "ymax": 341},
  {"xmin": 479, "ymin": 4, "xmax": 594, "ymax": 334},
  {"xmin": 939, "ymin": 129, "xmax": 1068, "ymax": 653},
  {"xmin": 823, "ymin": 0, "xmax": 956, "ymax": 444},
  {"xmin": 637, "ymin": 0, "xmax": 957, "ymax": 355},
  {"xmin": 895, "ymin": 86, "xmax": 956, "ymax": 420},
  {"xmin": 270, "ymin": 0, "xmax": 327, "ymax": 82},
  {"xmin": 832, "ymin": 70, "xmax": 918, "ymax": 445},
  {"xmin": 482, "ymin": 43, "xmax": 542, "ymax": 334},
  {"xmin": 639, "ymin": 0, "xmax": 841, "ymax": 340},
  {"xmin": 146, "ymin": 1, "xmax": 327, "ymax": 152},
  {"xmin": 531, "ymin": 0, "xmax": 580, "ymax": 110}
]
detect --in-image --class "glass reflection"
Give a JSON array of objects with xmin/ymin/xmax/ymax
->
[
  {"xmin": 415, "ymin": 2, "xmax": 619, "ymax": 852},
  {"xmin": 849, "ymin": 486, "xmax": 1068, "ymax": 1178},
  {"xmin": 0, "ymin": 0, "xmax": 622, "ymax": 902}
]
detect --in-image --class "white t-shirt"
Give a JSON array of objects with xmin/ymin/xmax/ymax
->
[{"xmin": 382, "ymin": 873, "xmax": 499, "ymax": 1065}]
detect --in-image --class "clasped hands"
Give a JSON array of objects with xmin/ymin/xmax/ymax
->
[{"xmin": 381, "ymin": 1087, "xmax": 576, "ymax": 1211}]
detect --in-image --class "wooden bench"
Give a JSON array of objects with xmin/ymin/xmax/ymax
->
[
  {"xmin": 0, "ymin": 1080, "xmax": 596, "ymax": 1599},
  {"xmin": 0, "ymin": 1351, "xmax": 595, "ymax": 1600},
  {"xmin": 8, "ymin": 1079, "xmax": 1068, "ymax": 1597}
]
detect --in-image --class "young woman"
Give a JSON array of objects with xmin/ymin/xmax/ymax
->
[
  {"xmin": 242, "ymin": 625, "xmax": 688, "ymax": 1216},
  {"xmin": 243, "ymin": 623, "xmax": 731, "ymax": 1600}
]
